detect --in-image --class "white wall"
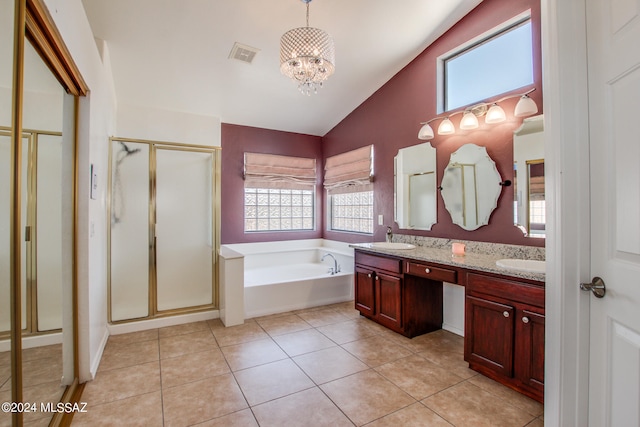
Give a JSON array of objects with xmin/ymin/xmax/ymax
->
[
  {"xmin": 43, "ymin": 0, "xmax": 117, "ymax": 381},
  {"xmin": 117, "ymin": 103, "xmax": 221, "ymax": 147}
]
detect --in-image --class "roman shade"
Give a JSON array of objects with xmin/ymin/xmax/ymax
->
[
  {"xmin": 243, "ymin": 152, "xmax": 317, "ymax": 190},
  {"xmin": 324, "ymin": 145, "xmax": 373, "ymax": 194}
]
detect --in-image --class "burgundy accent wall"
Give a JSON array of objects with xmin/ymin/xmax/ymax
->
[
  {"xmin": 220, "ymin": 123, "xmax": 323, "ymax": 244},
  {"xmin": 322, "ymin": 0, "xmax": 544, "ymax": 246}
]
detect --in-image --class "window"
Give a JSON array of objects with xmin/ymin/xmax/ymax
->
[
  {"xmin": 243, "ymin": 153, "xmax": 316, "ymax": 232},
  {"xmin": 244, "ymin": 188, "xmax": 314, "ymax": 231},
  {"xmin": 330, "ymin": 190, "xmax": 374, "ymax": 234},
  {"xmin": 324, "ymin": 145, "xmax": 374, "ymax": 234},
  {"xmin": 443, "ymin": 16, "xmax": 534, "ymax": 112}
]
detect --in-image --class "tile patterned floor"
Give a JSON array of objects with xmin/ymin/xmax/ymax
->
[
  {"xmin": 0, "ymin": 344, "xmax": 65, "ymax": 427},
  {"xmin": 72, "ymin": 302, "xmax": 544, "ymax": 426}
]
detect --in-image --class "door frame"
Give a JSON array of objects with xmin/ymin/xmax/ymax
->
[{"xmin": 541, "ymin": 0, "xmax": 591, "ymax": 425}]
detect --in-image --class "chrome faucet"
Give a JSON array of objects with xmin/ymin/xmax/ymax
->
[
  {"xmin": 386, "ymin": 226, "xmax": 393, "ymax": 243},
  {"xmin": 321, "ymin": 253, "xmax": 340, "ymax": 275}
]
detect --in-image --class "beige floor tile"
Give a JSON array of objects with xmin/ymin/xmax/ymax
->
[
  {"xmin": 159, "ymin": 321, "xmax": 210, "ymax": 338},
  {"xmin": 321, "ymin": 370, "xmax": 415, "ymax": 426},
  {"xmin": 375, "ymin": 354, "xmax": 464, "ymax": 400},
  {"xmin": 211, "ymin": 321, "xmax": 269, "ymax": 347},
  {"xmin": 21, "ymin": 357, "xmax": 62, "ymax": 388},
  {"xmin": 22, "ymin": 344, "xmax": 62, "ymax": 362},
  {"xmin": 422, "ymin": 381, "xmax": 537, "ymax": 427},
  {"xmin": 402, "ymin": 330, "xmax": 465, "ymax": 354},
  {"xmin": 0, "ymin": 351, "xmax": 9, "ymax": 366},
  {"xmin": 252, "ymin": 387, "xmax": 354, "ymax": 427},
  {"xmin": 417, "ymin": 346, "xmax": 478, "ymax": 379},
  {"xmin": 0, "ymin": 365, "xmax": 9, "ymax": 390},
  {"xmin": 329, "ymin": 301, "xmax": 362, "ymax": 320},
  {"xmin": 72, "ymin": 391, "xmax": 163, "ymax": 427},
  {"xmin": 526, "ymin": 417, "xmax": 544, "ymax": 427},
  {"xmin": 159, "ymin": 330, "xmax": 217, "ymax": 359},
  {"xmin": 293, "ymin": 346, "xmax": 368, "ymax": 385},
  {"xmin": 468, "ymin": 374, "xmax": 544, "ymax": 417},
  {"xmin": 20, "ymin": 380, "xmax": 66, "ymax": 425},
  {"xmin": 365, "ymin": 402, "xmax": 453, "ymax": 427},
  {"xmin": 162, "ymin": 373, "xmax": 248, "ymax": 427},
  {"xmin": 193, "ymin": 408, "xmax": 258, "ymax": 427},
  {"xmin": 256, "ymin": 314, "xmax": 312, "ymax": 336},
  {"xmin": 220, "ymin": 338, "xmax": 288, "ymax": 372},
  {"xmin": 233, "ymin": 359, "xmax": 315, "ymax": 406},
  {"xmin": 98, "ymin": 340, "xmax": 159, "ymax": 372},
  {"xmin": 342, "ymin": 335, "xmax": 413, "ymax": 367},
  {"xmin": 23, "ymin": 416, "xmax": 52, "ymax": 426},
  {"xmin": 161, "ymin": 348, "xmax": 230, "ymax": 389},
  {"xmin": 272, "ymin": 328, "xmax": 336, "ymax": 357},
  {"xmin": 82, "ymin": 361, "xmax": 160, "ymax": 405},
  {"xmin": 106, "ymin": 329, "xmax": 159, "ymax": 347},
  {"xmin": 297, "ymin": 308, "xmax": 351, "ymax": 327},
  {"xmin": 317, "ymin": 320, "xmax": 379, "ymax": 344}
]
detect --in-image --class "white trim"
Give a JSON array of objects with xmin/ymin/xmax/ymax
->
[
  {"xmin": 542, "ymin": 0, "xmax": 591, "ymax": 425},
  {"xmin": 89, "ymin": 328, "xmax": 109, "ymax": 380},
  {"xmin": 107, "ymin": 310, "xmax": 219, "ymax": 335}
]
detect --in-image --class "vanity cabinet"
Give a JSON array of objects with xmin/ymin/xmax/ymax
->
[
  {"xmin": 354, "ymin": 251, "xmax": 443, "ymax": 337},
  {"xmin": 464, "ymin": 272, "xmax": 545, "ymax": 402}
]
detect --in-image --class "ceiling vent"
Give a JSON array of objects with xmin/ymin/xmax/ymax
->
[{"xmin": 229, "ymin": 42, "xmax": 260, "ymax": 64}]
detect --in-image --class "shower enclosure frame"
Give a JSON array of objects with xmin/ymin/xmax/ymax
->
[{"xmin": 107, "ymin": 137, "xmax": 221, "ymax": 324}]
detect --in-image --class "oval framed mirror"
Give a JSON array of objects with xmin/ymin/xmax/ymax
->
[{"xmin": 441, "ymin": 143, "xmax": 502, "ymax": 231}]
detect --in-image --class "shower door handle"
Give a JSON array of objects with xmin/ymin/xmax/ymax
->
[{"xmin": 25, "ymin": 226, "xmax": 31, "ymax": 242}]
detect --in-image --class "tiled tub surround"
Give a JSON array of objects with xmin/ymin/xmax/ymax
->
[
  {"xmin": 355, "ymin": 234, "xmax": 545, "ymax": 282},
  {"xmin": 72, "ymin": 302, "xmax": 544, "ymax": 427},
  {"xmin": 221, "ymin": 239, "xmax": 354, "ymax": 322}
]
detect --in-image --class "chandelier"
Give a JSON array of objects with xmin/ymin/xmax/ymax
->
[{"xmin": 280, "ymin": 0, "xmax": 335, "ymax": 95}]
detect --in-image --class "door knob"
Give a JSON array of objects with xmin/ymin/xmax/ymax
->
[{"xmin": 580, "ymin": 276, "xmax": 606, "ymax": 298}]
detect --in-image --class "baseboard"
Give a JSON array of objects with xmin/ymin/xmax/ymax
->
[
  {"xmin": 442, "ymin": 322, "xmax": 464, "ymax": 337},
  {"xmin": 107, "ymin": 310, "xmax": 219, "ymax": 335},
  {"xmin": 89, "ymin": 328, "xmax": 110, "ymax": 379}
]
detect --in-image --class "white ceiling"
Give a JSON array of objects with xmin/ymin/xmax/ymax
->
[{"xmin": 80, "ymin": 0, "xmax": 481, "ymax": 136}]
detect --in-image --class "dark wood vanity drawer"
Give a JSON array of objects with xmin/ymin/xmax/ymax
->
[
  {"xmin": 466, "ymin": 273, "xmax": 544, "ymax": 307},
  {"xmin": 405, "ymin": 261, "xmax": 457, "ymax": 283},
  {"xmin": 355, "ymin": 251, "xmax": 402, "ymax": 274}
]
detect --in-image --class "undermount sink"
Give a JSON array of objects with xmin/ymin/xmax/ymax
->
[
  {"xmin": 496, "ymin": 259, "xmax": 546, "ymax": 274},
  {"xmin": 370, "ymin": 242, "xmax": 416, "ymax": 250}
]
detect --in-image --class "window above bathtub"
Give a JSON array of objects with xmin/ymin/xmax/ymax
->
[
  {"xmin": 243, "ymin": 152, "xmax": 316, "ymax": 232},
  {"xmin": 324, "ymin": 145, "xmax": 374, "ymax": 235},
  {"xmin": 439, "ymin": 12, "xmax": 534, "ymax": 113}
]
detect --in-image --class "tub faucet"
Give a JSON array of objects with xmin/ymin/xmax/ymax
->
[
  {"xmin": 322, "ymin": 253, "xmax": 340, "ymax": 275},
  {"xmin": 386, "ymin": 226, "xmax": 393, "ymax": 243}
]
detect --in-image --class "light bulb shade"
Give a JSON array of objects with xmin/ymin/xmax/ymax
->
[
  {"xmin": 485, "ymin": 104, "xmax": 506, "ymax": 124},
  {"xmin": 418, "ymin": 123, "xmax": 434, "ymax": 140},
  {"xmin": 280, "ymin": 26, "xmax": 335, "ymax": 94},
  {"xmin": 459, "ymin": 111, "xmax": 479, "ymax": 130},
  {"xmin": 438, "ymin": 118, "xmax": 455, "ymax": 135},
  {"xmin": 514, "ymin": 95, "xmax": 538, "ymax": 117}
]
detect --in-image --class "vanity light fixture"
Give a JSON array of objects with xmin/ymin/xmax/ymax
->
[
  {"xmin": 280, "ymin": 0, "xmax": 335, "ymax": 95},
  {"xmin": 418, "ymin": 88, "xmax": 538, "ymax": 140}
]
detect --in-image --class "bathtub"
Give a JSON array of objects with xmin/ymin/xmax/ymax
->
[{"xmin": 221, "ymin": 239, "xmax": 354, "ymax": 320}]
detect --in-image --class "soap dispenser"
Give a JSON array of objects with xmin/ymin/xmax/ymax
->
[{"xmin": 386, "ymin": 226, "xmax": 393, "ymax": 243}]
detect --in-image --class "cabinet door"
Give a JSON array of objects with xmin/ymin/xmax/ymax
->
[
  {"xmin": 515, "ymin": 308, "xmax": 545, "ymax": 394},
  {"xmin": 376, "ymin": 272, "xmax": 402, "ymax": 331},
  {"xmin": 355, "ymin": 266, "xmax": 376, "ymax": 317},
  {"xmin": 465, "ymin": 295, "xmax": 514, "ymax": 377}
]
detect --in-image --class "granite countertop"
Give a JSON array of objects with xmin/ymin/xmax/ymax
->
[{"xmin": 350, "ymin": 242, "xmax": 545, "ymax": 283}]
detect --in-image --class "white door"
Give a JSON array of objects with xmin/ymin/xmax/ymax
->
[{"xmin": 586, "ymin": 0, "xmax": 640, "ymax": 425}]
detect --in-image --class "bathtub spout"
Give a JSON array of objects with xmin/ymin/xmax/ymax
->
[{"xmin": 321, "ymin": 253, "xmax": 340, "ymax": 275}]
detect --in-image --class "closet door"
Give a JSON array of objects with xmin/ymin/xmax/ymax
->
[
  {"xmin": 109, "ymin": 141, "xmax": 150, "ymax": 321},
  {"xmin": 155, "ymin": 148, "xmax": 213, "ymax": 311}
]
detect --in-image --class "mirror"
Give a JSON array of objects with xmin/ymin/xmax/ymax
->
[
  {"xmin": 513, "ymin": 115, "xmax": 545, "ymax": 238},
  {"xmin": 394, "ymin": 142, "xmax": 437, "ymax": 230},
  {"xmin": 441, "ymin": 143, "xmax": 502, "ymax": 231}
]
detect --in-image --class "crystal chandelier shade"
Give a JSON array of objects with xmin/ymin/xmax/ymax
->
[{"xmin": 280, "ymin": 0, "xmax": 335, "ymax": 95}]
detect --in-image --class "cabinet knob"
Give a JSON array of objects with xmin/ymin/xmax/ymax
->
[
  {"xmin": 367, "ymin": 273, "xmax": 372, "ymax": 278},
  {"xmin": 522, "ymin": 316, "xmax": 530, "ymax": 324},
  {"xmin": 424, "ymin": 268, "xmax": 431, "ymax": 274},
  {"xmin": 503, "ymin": 311, "xmax": 510, "ymax": 318},
  {"xmin": 375, "ymin": 276, "xmax": 379, "ymax": 281}
]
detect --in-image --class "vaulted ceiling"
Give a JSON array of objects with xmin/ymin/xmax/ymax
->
[{"xmin": 81, "ymin": 0, "xmax": 481, "ymax": 136}]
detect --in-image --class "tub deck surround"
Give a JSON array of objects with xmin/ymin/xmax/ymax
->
[
  {"xmin": 351, "ymin": 235, "xmax": 545, "ymax": 282},
  {"xmin": 220, "ymin": 239, "xmax": 355, "ymax": 322}
]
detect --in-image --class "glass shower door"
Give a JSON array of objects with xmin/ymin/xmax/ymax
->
[{"xmin": 155, "ymin": 148, "xmax": 214, "ymax": 311}]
